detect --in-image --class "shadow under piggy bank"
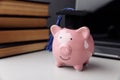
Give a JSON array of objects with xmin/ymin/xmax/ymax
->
[{"xmin": 84, "ymin": 61, "xmax": 111, "ymax": 72}]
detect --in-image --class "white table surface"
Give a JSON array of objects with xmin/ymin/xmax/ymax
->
[{"xmin": 0, "ymin": 50, "xmax": 120, "ymax": 80}]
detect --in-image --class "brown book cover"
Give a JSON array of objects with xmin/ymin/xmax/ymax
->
[
  {"xmin": 0, "ymin": 29, "xmax": 49, "ymax": 44},
  {"xmin": 0, "ymin": 1, "xmax": 49, "ymax": 16},
  {"xmin": 0, "ymin": 42, "xmax": 47, "ymax": 58},
  {"xmin": 0, "ymin": 17, "xmax": 47, "ymax": 28}
]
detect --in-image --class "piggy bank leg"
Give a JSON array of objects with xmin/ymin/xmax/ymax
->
[
  {"xmin": 73, "ymin": 65, "xmax": 83, "ymax": 71},
  {"xmin": 56, "ymin": 61, "xmax": 64, "ymax": 67},
  {"xmin": 84, "ymin": 60, "xmax": 89, "ymax": 66}
]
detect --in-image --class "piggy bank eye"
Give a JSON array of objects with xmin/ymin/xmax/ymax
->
[
  {"xmin": 70, "ymin": 38, "xmax": 72, "ymax": 40},
  {"xmin": 59, "ymin": 36, "xmax": 62, "ymax": 39}
]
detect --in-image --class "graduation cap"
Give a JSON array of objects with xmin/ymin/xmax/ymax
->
[{"xmin": 56, "ymin": 9, "xmax": 90, "ymax": 29}]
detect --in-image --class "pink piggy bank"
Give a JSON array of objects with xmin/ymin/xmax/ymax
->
[{"xmin": 51, "ymin": 25, "xmax": 94, "ymax": 71}]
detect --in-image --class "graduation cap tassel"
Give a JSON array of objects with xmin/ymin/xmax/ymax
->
[{"xmin": 45, "ymin": 15, "xmax": 62, "ymax": 51}]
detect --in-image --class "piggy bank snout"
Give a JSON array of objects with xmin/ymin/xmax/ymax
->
[{"xmin": 59, "ymin": 44, "xmax": 72, "ymax": 56}]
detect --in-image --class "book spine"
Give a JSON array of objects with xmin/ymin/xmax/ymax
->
[
  {"xmin": 0, "ymin": 17, "xmax": 47, "ymax": 28},
  {"xmin": 0, "ymin": 5, "xmax": 48, "ymax": 16},
  {"xmin": 0, "ymin": 42, "xmax": 47, "ymax": 58},
  {"xmin": 0, "ymin": 1, "xmax": 49, "ymax": 9},
  {"xmin": 0, "ymin": 29, "xmax": 49, "ymax": 43}
]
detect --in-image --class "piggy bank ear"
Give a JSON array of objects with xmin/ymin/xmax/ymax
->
[
  {"xmin": 76, "ymin": 26, "xmax": 90, "ymax": 39},
  {"xmin": 50, "ymin": 25, "xmax": 62, "ymax": 36}
]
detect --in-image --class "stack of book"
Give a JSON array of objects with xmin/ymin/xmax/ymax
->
[{"xmin": 0, "ymin": 1, "xmax": 50, "ymax": 58}]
